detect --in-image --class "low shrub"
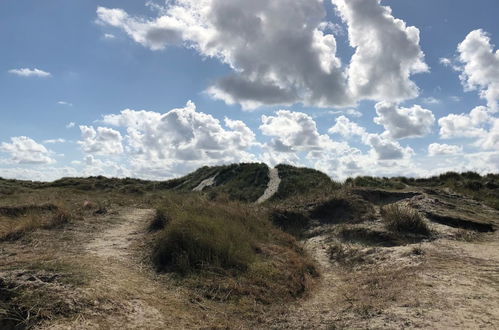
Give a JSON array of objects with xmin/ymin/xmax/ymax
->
[
  {"xmin": 381, "ymin": 204, "xmax": 430, "ymax": 236},
  {"xmin": 149, "ymin": 209, "xmax": 168, "ymax": 232}
]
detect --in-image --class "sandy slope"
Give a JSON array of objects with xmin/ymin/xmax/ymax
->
[{"xmin": 256, "ymin": 167, "xmax": 281, "ymax": 204}]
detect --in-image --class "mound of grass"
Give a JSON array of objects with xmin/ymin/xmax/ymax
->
[
  {"xmin": 150, "ymin": 194, "xmax": 317, "ymax": 303},
  {"xmin": 153, "ymin": 214, "xmax": 255, "ymax": 274},
  {"xmin": 309, "ymin": 194, "xmax": 374, "ymax": 224},
  {"xmin": 271, "ymin": 210, "xmax": 311, "ymax": 238},
  {"xmin": 346, "ymin": 176, "xmax": 406, "ymax": 190},
  {"xmin": 273, "ymin": 164, "xmax": 339, "ymax": 201},
  {"xmin": 381, "ymin": 204, "xmax": 430, "ymax": 236}
]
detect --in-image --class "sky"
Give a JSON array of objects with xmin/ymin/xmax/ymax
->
[{"xmin": 0, "ymin": 0, "xmax": 498, "ymax": 182}]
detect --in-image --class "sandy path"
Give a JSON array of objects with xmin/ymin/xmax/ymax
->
[
  {"xmin": 193, "ymin": 175, "xmax": 217, "ymax": 192},
  {"xmin": 256, "ymin": 167, "xmax": 281, "ymax": 204},
  {"xmin": 41, "ymin": 208, "xmax": 211, "ymax": 330},
  {"xmin": 85, "ymin": 208, "xmax": 154, "ymax": 260}
]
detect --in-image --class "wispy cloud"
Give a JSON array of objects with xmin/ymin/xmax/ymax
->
[
  {"xmin": 8, "ymin": 68, "xmax": 52, "ymax": 78},
  {"xmin": 58, "ymin": 101, "xmax": 73, "ymax": 106}
]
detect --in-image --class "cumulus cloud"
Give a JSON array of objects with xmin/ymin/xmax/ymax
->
[
  {"xmin": 333, "ymin": 0, "xmax": 428, "ymax": 102},
  {"xmin": 438, "ymin": 106, "xmax": 491, "ymax": 139},
  {"xmin": 328, "ymin": 115, "xmax": 413, "ymax": 161},
  {"xmin": 328, "ymin": 115, "xmax": 366, "ymax": 138},
  {"xmin": 101, "ymin": 101, "xmax": 257, "ymax": 178},
  {"xmin": 373, "ymin": 101, "xmax": 435, "ymax": 139},
  {"xmin": 260, "ymin": 110, "xmax": 324, "ymax": 152},
  {"xmin": 457, "ymin": 29, "xmax": 499, "ymax": 111},
  {"xmin": 428, "ymin": 143, "xmax": 463, "ymax": 156},
  {"xmin": 8, "ymin": 68, "xmax": 51, "ymax": 78},
  {"xmin": 97, "ymin": 0, "xmax": 427, "ymax": 109},
  {"xmin": 0, "ymin": 137, "xmax": 55, "ymax": 164},
  {"xmin": 78, "ymin": 126, "xmax": 124, "ymax": 155},
  {"xmin": 438, "ymin": 106, "xmax": 498, "ymax": 150}
]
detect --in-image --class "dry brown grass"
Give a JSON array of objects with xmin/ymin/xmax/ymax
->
[{"xmin": 0, "ymin": 206, "xmax": 71, "ymax": 241}]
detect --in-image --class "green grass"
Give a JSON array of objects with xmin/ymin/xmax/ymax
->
[
  {"xmin": 273, "ymin": 164, "xmax": 339, "ymax": 201},
  {"xmin": 149, "ymin": 193, "xmax": 317, "ymax": 303}
]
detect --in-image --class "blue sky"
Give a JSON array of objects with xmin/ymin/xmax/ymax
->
[{"xmin": 0, "ymin": 0, "xmax": 498, "ymax": 181}]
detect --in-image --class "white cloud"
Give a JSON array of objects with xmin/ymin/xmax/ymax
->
[
  {"xmin": 438, "ymin": 106, "xmax": 498, "ymax": 150},
  {"xmin": 428, "ymin": 143, "xmax": 463, "ymax": 156},
  {"xmin": 439, "ymin": 57, "xmax": 452, "ymax": 67},
  {"xmin": 104, "ymin": 33, "xmax": 116, "ymax": 39},
  {"xmin": 328, "ymin": 115, "xmax": 413, "ymax": 161},
  {"xmin": 333, "ymin": 0, "xmax": 428, "ymax": 102},
  {"xmin": 346, "ymin": 109, "xmax": 362, "ymax": 117},
  {"xmin": 374, "ymin": 101, "xmax": 435, "ymax": 139},
  {"xmin": 457, "ymin": 29, "xmax": 499, "ymax": 111},
  {"xmin": 260, "ymin": 110, "xmax": 324, "ymax": 152},
  {"xmin": 78, "ymin": 126, "xmax": 124, "ymax": 155},
  {"xmin": 43, "ymin": 138, "xmax": 66, "ymax": 144},
  {"xmin": 0, "ymin": 136, "xmax": 55, "ymax": 164},
  {"xmin": 438, "ymin": 106, "xmax": 490, "ymax": 139},
  {"xmin": 328, "ymin": 115, "xmax": 367, "ymax": 138},
  {"xmin": 101, "ymin": 101, "xmax": 258, "ymax": 178},
  {"xmin": 8, "ymin": 68, "xmax": 51, "ymax": 78},
  {"xmin": 422, "ymin": 97, "xmax": 440, "ymax": 105},
  {"xmin": 66, "ymin": 122, "xmax": 76, "ymax": 129},
  {"xmin": 97, "ymin": 0, "xmax": 426, "ymax": 109},
  {"xmin": 366, "ymin": 134, "xmax": 413, "ymax": 161},
  {"xmin": 58, "ymin": 101, "xmax": 73, "ymax": 106}
]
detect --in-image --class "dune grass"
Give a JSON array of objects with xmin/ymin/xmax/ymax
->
[
  {"xmin": 381, "ymin": 204, "xmax": 430, "ymax": 236},
  {"xmin": 150, "ymin": 194, "xmax": 317, "ymax": 303}
]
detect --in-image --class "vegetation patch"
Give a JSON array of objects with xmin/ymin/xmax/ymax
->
[
  {"xmin": 337, "ymin": 226, "xmax": 402, "ymax": 247},
  {"xmin": 328, "ymin": 242, "xmax": 374, "ymax": 267},
  {"xmin": 270, "ymin": 210, "xmax": 311, "ymax": 238},
  {"xmin": 273, "ymin": 164, "xmax": 338, "ymax": 201},
  {"xmin": 381, "ymin": 204, "xmax": 430, "ymax": 236},
  {"xmin": 148, "ymin": 209, "xmax": 169, "ymax": 232},
  {"xmin": 150, "ymin": 194, "xmax": 316, "ymax": 303},
  {"xmin": 0, "ymin": 205, "xmax": 71, "ymax": 241},
  {"xmin": 425, "ymin": 211, "xmax": 495, "ymax": 233},
  {"xmin": 309, "ymin": 195, "xmax": 374, "ymax": 224}
]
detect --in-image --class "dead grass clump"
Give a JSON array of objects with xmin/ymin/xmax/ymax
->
[
  {"xmin": 453, "ymin": 229, "xmax": 482, "ymax": 242},
  {"xmin": 0, "ymin": 270, "xmax": 87, "ymax": 329},
  {"xmin": 381, "ymin": 204, "xmax": 430, "ymax": 236},
  {"xmin": 0, "ymin": 206, "xmax": 72, "ymax": 241},
  {"xmin": 337, "ymin": 226, "xmax": 402, "ymax": 247},
  {"xmin": 328, "ymin": 242, "xmax": 373, "ymax": 267}
]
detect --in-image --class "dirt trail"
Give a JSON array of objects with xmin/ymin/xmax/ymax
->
[
  {"xmin": 85, "ymin": 208, "xmax": 153, "ymax": 260},
  {"xmin": 193, "ymin": 175, "xmax": 217, "ymax": 192},
  {"xmin": 256, "ymin": 167, "xmax": 281, "ymax": 204},
  {"xmin": 39, "ymin": 208, "xmax": 213, "ymax": 330},
  {"xmin": 264, "ymin": 233, "xmax": 343, "ymax": 329}
]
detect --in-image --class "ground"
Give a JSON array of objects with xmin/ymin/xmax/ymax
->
[{"xmin": 1, "ymin": 166, "xmax": 498, "ymax": 329}]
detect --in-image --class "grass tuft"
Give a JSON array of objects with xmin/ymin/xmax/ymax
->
[{"xmin": 381, "ymin": 204, "xmax": 430, "ymax": 236}]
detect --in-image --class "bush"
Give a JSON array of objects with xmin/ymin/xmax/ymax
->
[
  {"xmin": 381, "ymin": 204, "xmax": 430, "ymax": 236},
  {"xmin": 152, "ymin": 200, "xmax": 264, "ymax": 274},
  {"xmin": 149, "ymin": 209, "xmax": 169, "ymax": 232}
]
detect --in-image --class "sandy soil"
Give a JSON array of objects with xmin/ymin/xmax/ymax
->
[
  {"xmin": 192, "ymin": 175, "xmax": 217, "ymax": 192},
  {"xmin": 256, "ymin": 167, "xmax": 281, "ymax": 204}
]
